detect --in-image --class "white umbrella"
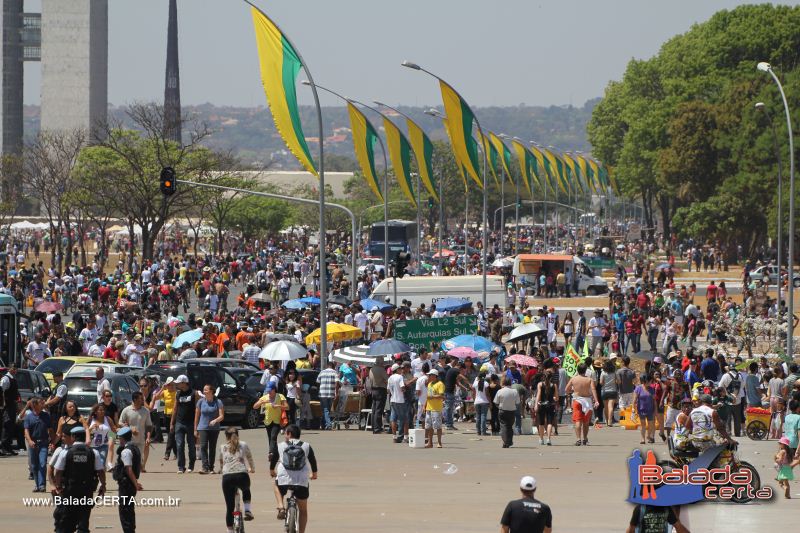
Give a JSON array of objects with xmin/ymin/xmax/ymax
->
[
  {"xmin": 330, "ymin": 344, "xmax": 386, "ymax": 367},
  {"xmin": 258, "ymin": 340, "xmax": 307, "ymax": 361},
  {"xmin": 506, "ymin": 322, "xmax": 546, "ymax": 343},
  {"xmin": 492, "ymin": 257, "xmax": 513, "ymax": 268}
]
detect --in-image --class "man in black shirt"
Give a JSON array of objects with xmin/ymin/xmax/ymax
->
[
  {"xmin": 626, "ymin": 504, "xmax": 689, "ymax": 533},
  {"xmin": 443, "ymin": 359, "xmax": 470, "ymax": 431},
  {"xmin": 500, "ymin": 476, "xmax": 552, "ymax": 533}
]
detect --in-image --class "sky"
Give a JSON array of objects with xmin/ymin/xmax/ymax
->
[{"xmin": 22, "ymin": 0, "xmax": 800, "ymax": 108}]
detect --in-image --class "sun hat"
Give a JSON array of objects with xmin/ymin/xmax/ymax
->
[
  {"xmin": 427, "ymin": 369, "xmax": 439, "ymax": 376},
  {"xmin": 175, "ymin": 374, "xmax": 189, "ymax": 384}
]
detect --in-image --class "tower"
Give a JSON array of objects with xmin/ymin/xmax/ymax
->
[
  {"xmin": 164, "ymin": 0, "xmax": 181, "ymax": 144},
  {"xmin": 40, "ymin": 0, "xmax": 108, "ymax": 134}
]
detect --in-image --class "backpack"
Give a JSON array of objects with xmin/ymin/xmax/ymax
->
[
  {"xmin": 725, "ymin": 370, "xmax": 741, "ymax": 396},
  {"xmin": 281, "ymin": 440, "xmax": 307, "ymax": 471},
  {"xmin": 63, "ymin": 444, "xmax": 98, "ymax": 494}
]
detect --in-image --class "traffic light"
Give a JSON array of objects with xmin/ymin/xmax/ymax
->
[
  {"xmin": 160, "ymin": 166, "xmax": 176, "ymax": 196},
  {"xmin": 395, "ymin": 252, "xmax": 411, "ymax": 278},
  {"xmin": 427, "ymin": 197, "xmax": 434, "ymax": 209}
]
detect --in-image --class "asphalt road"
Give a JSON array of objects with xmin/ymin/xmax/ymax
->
[{"xmin": 0, "ymin": 419, "xmax": 793, "ymax": 532}]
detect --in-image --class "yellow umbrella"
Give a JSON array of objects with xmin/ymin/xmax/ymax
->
[{"xmin": 305, "ymin": 322, "xmax": 363, "ymax": 345}]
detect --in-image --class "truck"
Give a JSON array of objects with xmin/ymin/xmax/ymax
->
[
  {"xmin": 364, "ymin": 220, "xmax": 418, "ymax": 261},
  {"xmin": 512, "ymin": 254, "xmax": 608, "ymax": 295},
  {"xmin": 369, "ymin": 275, "xmax": 506, "ymax": 309}
]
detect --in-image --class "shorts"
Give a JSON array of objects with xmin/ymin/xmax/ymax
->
[
  {"xmin": 601, "ymin": 391, "xmax": 618, "ymax": 401},
  {"xmin": 619, "ymin": 392, "xmax": 635, "ymax": 409},
  {"xmin": 390, "ymin": 403, "xmax": 408, "ymax": 425},
  {"xmin": 571, "ymin": 400, "xmax": 592, "ymax": 424},
  {"xmin": 665, "ymin": 407, "xmax": 680, "ymax": 429},
  {"xmin": 638, "ymin": 411, "xmax": 655, "ymax": 422},
  {"xmin": 536, "ymin": 405, "xmax": 556, "ymax": 426},
  {"xmin": 425, "ymin": 411, "xmax": 443, "ymax": 430},
  {"xmin": 276, "ymin": 482, "xmax": 309, "ymax": 500}
]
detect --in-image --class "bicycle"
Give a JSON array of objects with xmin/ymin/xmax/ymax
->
[
  {"xmin": 284, "ymin": 488, "xmax": 299, "ymax": 533},
  {"xmin": 232, "ymin": 487, "xmax": 246, "ymax": 533}
]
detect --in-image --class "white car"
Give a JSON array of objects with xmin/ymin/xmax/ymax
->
[
  {"xmin": 749, "ymin": 265, "xmax": 800, "ymax": 288},
  {"xmin": 65, "ymin": 363, "xmax": 143, "ymax": 378}
]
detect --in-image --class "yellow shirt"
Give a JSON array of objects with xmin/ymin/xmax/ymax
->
[
  {"xmin": 294, "ymin": 359, "xmax": 311, "ymax": 370},
  {"xmin": 426, "ymin": 381, "xmax": 445, "ymax": 412},
  {"xmin": 523, "ymin": 315, "xmax": 532, "ymax": 324},
  {"xmin": 261, "ymin": 393, "xmax": 286, "ymax": 425},
  {"xmin": 162, "ymin": 388, "xmax": 176, "ymax": 415}
]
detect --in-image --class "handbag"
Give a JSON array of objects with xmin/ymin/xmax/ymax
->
[{"xmin": 280, "ymin": 408, "xmax": 289, "ymax": 427}]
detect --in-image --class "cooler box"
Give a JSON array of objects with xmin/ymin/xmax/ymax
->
[
  {"xmin": 408, "ymin": 428, "xmax": 426, "ymax": 448},
  {"xmin": 619, "ymin": 407, "xmax": 639, "ymax": 430}
]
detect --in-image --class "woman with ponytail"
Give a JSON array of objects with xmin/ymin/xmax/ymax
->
[{"xmin": 219, "ymin": 427, "xmax": 255, "ymax": 532}]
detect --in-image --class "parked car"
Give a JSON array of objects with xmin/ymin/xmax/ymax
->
[
  {"xmin": 66, "ymin": 363, "xmax": 144, "ymax": 379},
  {"xmin": 35, "ymin": 356, "xmax": 119, "ymax": 388},
  {"xmin": 749, "ymin": 265, "xmax": 800, "ymax": 287},
  {"xmin": 63, "ymin": 374, "xmax": 140, "ymax": 419},
  {"xmin": 148, "ymin": 359, "xmax": 262, "ymax": 429}
]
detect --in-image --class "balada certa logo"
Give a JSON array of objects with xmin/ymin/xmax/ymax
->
[{"xmin": 627, "ymin": 444, "xmax": 772, "ymax": 505}]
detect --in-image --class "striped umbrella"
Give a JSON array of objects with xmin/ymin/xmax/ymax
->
[{"xmin": 330, "ymin": 345, "xmax": 386, "ymax": 367}]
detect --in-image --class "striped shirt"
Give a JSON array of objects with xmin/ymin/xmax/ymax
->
[
  {"xmin": 317, "ymin": 368, "xmax": 338, "ymax": 399},
  {"xmin": 242, "ymin": 344, "xmax": 261, "ymax": 366}
]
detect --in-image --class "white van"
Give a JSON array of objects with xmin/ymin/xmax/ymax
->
[
  {"xmin": 369, "ymin": 275, "xmax": 507, "ymax": 309},
  {"xmin": 512, "ymin": 254, "xmax": 608, "ymax": 295}
]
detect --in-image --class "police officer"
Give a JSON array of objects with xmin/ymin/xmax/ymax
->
[
  {"xmin": 45, "ymin": 370, "xmax": 68, "ymax": 445},
  {"xmin": 53, "ymin": 426, "xmax": 106, "ymax": 533},
  {"xmin": 114, "ymin": 427, "xmax": 142, "ymax": 533},
  {"xmin": 0, "ymin": 364, "xmax": 20, "ymax": 455}
]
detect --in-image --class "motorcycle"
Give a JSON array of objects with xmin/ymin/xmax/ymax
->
[{"xmin": 661, "ymin": 438, "xmax": 761, "ymax": 503}]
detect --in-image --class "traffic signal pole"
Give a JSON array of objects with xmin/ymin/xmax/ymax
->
[{"xmin": 173, "ymin": 178, "xmax": 359, "ymax": 301}]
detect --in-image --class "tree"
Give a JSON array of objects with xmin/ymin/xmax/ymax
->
[
  {"xmin": 587, "ymin": 4, "xmax": 800, "ymax": 252},
  {"xmin": 23, "ymin": 129, "xmax": 87, "ymax": 270},
  {"xmin": 227, "ymin": 190, "xmax": 293, "ymax": 241},
  {"xmin": 89, "ymin": 102, "xmax": 214, "ymax": 264}
]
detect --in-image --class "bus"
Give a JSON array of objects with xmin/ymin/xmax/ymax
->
[
  {"xmin": 0, "ymin": 294, "xmax": 21, "ymax": 367},
  {"xmin": 364, "ymin": 220, "xmax": 418, "ymax": 260}
]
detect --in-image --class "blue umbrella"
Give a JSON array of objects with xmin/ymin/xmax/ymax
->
[
  {"xmin": 173, "ymin": 328, "xmax": 202, "ymax": 349},
  {"xmin": 282, "ymin": 299, "xmax": 309, "ymax": 310},
  {"xmin": 433, "ymin": 297, "xmax": 471, "ymax": 312},
  {"xmin": 358, "ymin": 298, "xmax": 394, "ymax": 312},
  {"xmin": 367, "ymin": 339, "xmax": 412, "ymax": 356},
  {"xmin": 299, "ymin": 296, "xmax": 321, "ymax": 305},
  {"xmin": 441, "ymin": 334, "xmax": 497, "ymax": 354}
]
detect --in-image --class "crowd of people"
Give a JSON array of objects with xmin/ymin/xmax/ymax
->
[{"xmin": 0, "ymin": 223, "xmax": 799, "ymax": 532}]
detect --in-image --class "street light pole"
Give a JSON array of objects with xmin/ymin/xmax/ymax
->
[
  {"xmin": 756, "ymin": 101, "xmax": 784, "ymax": 309},
  {"xmin": 403, "ymin": 61, "xmax": 488, "ymax": 308},
  {"xmin": 499, "ymin": 133, "xmax": 518, "ymax": 255},
  {"xmin": 758, "ymin": 61, "xmax": 795, "ymax": 357}
]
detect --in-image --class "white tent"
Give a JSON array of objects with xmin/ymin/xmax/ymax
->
[{"xmin": 10, "ymin": 220, "xmax": 37, "ymax": 230}]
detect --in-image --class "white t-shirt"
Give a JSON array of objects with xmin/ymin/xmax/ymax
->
[
  {"xmin": 97, "ymin": 378, "xmax": 111, "ymax": 402},
  {"xmin": 354, "ymin": 312, "xmax": 368, "ymax": 332},
  {"xmin": 472, "ymin": 378, "xmax": 489, "ymax": 405},
  {"xmin": 411, "ymin": 357, "xmax": 427, "ymax": 378},
  {"xmin": 415, "ymin": 375, "xmax": 428, "ymax": 405},
  {"xmin": 121, "ymin": 447, "xmax": 133, "ymax": 467},
  {"xmin": 26, "ymin": 341, "xmax": 51, "ymax": 365},
  {"xmin": 387, "ymin": 373, "xmax": 405, "ymax": 403},
  {"xmin": 589, "ymin": 316, "xmax": 606, "ymax": 337}
]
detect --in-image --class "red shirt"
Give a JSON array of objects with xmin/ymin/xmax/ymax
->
[
  {"xmin": 102, "ymin": 346, "xmax": 119, "ymax": 361},
  {"xmin": 706, "ymin": 284, "xmax": 717, "ymax": 300},
  {"xmin": 636, "ymin": 293, "xmax": 649, "ymax": 309}
]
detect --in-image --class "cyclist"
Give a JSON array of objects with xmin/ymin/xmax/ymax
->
[
  {"xmin": 219, "ymin": 427, "xmax": 255, "ymax": 532},
  {"xmin": 270, "ymin": 424, "xmax": 318, "ymax": 532}
]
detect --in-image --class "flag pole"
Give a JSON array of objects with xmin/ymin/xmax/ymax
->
[{"xmin": 244, "ymin": 0, "xmax": 327, "ymax": 366}]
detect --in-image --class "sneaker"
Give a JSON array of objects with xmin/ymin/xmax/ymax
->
[
  {"xmin": 539, "ymin": 438, "xmax": 544, "ymax": 445},
  {"xmin": 199, "ymin": 470, "xmax": 209, "ymax": 475},
  {"xmin": 186, "ymin": 469, "xmax": 193, "ymax": 473},
  {"xmin": 177, "ymin": 469, "xmax": 185, "ymax": 474},
  {"xmin": 244, "ymin": 510, "xmax": 254, "ymax": 521},
  {"xmin": 546, "ymin": 439, "xmax": 552, "ymax": 446}
]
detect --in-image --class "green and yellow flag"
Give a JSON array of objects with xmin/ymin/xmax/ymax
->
[
  {"xmin": 439, "ymin": 81, "xmax": 482, "ymax": 189},
  {"xmin": 562, "ymin": 153, "xmax": 584, "ymax": 193},
  {"xmin": 489, "ymin": 132, "xmax": 514, "ymax": 184},
  {"xmin": 347, "ymin": 103, "xmax": 383, "ymax": 202},
  {"xmin": 382, "ymin": 117, "xmax": 416, "ymax": 207},
  {"xmin": 406, "ymin": 118, "xmax": 438, "ymax": 201},
  {"xmin": 478, "ymin": 131, "xmax": 500, "ymax": 186},
  {"xmin": 511, "ymin": 140, "xmax": 535, "ymax": 198},
  {"xmin": 529, "ymin": 145, "xmax": 556, "ymax": 195},
  {"xmin": 588, "ymin": 158, "xmax": 602, "ymax": 193},
  {"xmin": 251, "ymin": 7, "xmax": 316, "ymax": 176},
  {"xmin": 543, "ymin": 148, "xmax": 569, "ymax": 194}
]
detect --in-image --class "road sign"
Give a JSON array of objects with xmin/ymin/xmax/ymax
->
[{"xmin": 394, "ymin": 315, "xmax": 477, "ymax": 349}]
